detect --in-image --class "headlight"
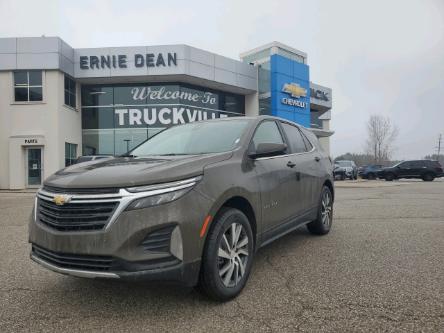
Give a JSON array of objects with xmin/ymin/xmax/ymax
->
[
  {"xmin": 125, "ymin": 176, "xmax": 202, "ymax": 210},
  {"xmin": 126, "ymin": 176, "xmax": 201, "ymax": 193},
  {"xmin": 126, "ymin": 187, "xmax": 191, "ymax": 210}
]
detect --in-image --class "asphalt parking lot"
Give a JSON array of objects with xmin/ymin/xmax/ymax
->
[{"xmin": 1, "ymin": 180, "xmax": 443, "ymax": 332}]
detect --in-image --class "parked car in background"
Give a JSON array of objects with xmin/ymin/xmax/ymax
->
[
  {"xmin": 75, "ymin": 155, "xmax": 114, "ymax": 164},
  {"xmin": 379, "ymin": 160, "xmax": 444, "ymax": 181},
  {"xmin": 333, "ymin": 163, "xmax": 346, "ymax": 180},
  {"xmin": 357, "ymin": 165, "xmax": 368, "ymax": 177},
  {"xmin": 335, "ymin": 160, "xmax": 358, "ymax": 180},
  {"xmin": 29, "ymin": 116, "xmax": 334, "ymax": 301},
  {"xmin": 360, "ymin": 164, "xmax": 384, "ymax": 180}
]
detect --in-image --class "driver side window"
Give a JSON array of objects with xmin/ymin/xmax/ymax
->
[{"xmin": 252, "ymin": 121, "xmax": 284, "ymax": 150}]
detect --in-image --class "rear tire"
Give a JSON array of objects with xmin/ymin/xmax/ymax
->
[
  {"xmin": 422, "ymin": 173, "xmax": 435, "ymax": 182},
  {"xmin": 307, "ymin": 186, "xmax": 333, "ymax": 235},
  {"xmin": 367, "ymin": 173, "xmax": 375, "ymax": 180},
  {"xmin": 198, "ymin": 208, "xmax": 254, "ymax": 301}
]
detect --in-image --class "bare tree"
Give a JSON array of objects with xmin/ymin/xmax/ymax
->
[{"xmin": 365, "ymin": 115, "xmax": 398, "ymax": 163}]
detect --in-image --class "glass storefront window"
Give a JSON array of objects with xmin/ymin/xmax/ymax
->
[
  {"xmin": 241, "ymin": 49, "xmax": 270, "ymax": 64},
  {"xmin": 81, "ymin": 86, "xmax": 113, "ymax": 106},
  {"xmin": 81, "ymin": 83, "xmax": 245, "ymax": 155},
  {"xmin": 259, "ymin": 97, "xmax": 271, "ymax": 116},
  {"xmin": 114, "ymin": 128, "xmax": 148, "ymax": 155},
  {"xmin": 65, "ymin": 142, "xmax": 77, "ymax": 166},
  {"xmin": 277, "ymin": 47, "xmax": 305, "ymax": 64},
  {"xmin": 82, "ymin": 129, "xmax": 115, "ymax": 156},
  {"xmin": 258, "ymin": 67, "xmax": 270, "ymax": 94}
]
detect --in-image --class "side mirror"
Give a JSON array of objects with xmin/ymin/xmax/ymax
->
[{"xmin": 249, "ymin": 143, "xmax": 287, "ymax": 159}]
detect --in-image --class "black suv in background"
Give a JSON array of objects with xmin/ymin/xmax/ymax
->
[
  {"xmin": 360, "ymin": 165, "xmax": 384, "ymax": 180},
  {"xmin": 379, "ymin": 160, "xmax": 443, "ymax": 181}
]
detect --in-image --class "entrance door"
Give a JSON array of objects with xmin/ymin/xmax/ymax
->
[{"xmin": 26, "ymin": 148, "xmax": 43, "ymax": 187}]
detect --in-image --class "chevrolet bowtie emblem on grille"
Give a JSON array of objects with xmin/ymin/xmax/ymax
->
[
  {"xmin": 53, "ymin": 195, "xmax": 72, "ymax": 206},
  {"xmin": 282, "ymin": 83, "xmax": 307, "ymax": 98}
]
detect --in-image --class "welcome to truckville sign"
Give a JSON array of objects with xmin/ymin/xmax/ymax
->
[
  {"xmin": 115, "ymin": 108, "xmax": 229, "ymax": 127},
  {"xmin": 112, "ymin": 85, "xmax": 232, "ymax": 127}
]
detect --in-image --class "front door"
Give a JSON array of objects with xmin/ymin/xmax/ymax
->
[
  {"xmin": 397, "ymin": 161, "xmax": 413, "ymax": 177},
  {"xmin": 26, "ymin": 148, "xmax": 43, "ymax": 187}
]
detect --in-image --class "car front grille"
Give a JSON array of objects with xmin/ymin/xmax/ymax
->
[
  {"xmin": 32, "ymin": 245, "xmax": 114, "ymax": 271},
  {"xmin": 42, "ymin": 185, "xmax": 120, "ymax": 195},
  {"xmin": 37, "ymin": 198, "xmax": 118, "ymax": 231}
]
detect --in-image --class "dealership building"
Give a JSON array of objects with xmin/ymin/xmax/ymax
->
[{"xmin": 0, "ymin": 37, "xmax": 333, "ymax": 189}]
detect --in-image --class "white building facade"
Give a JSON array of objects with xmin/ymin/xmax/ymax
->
[{"xmin": 0, "ymin": 37, "xmax": 333, "ymax": 189}]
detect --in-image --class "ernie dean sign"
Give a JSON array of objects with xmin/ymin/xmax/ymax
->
[{"xmin": 79, "ymin": 52, "xmax": 177, "ymax": 70}]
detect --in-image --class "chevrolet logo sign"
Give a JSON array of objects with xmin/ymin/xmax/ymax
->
[
  {"xmin": 53, "ymin": 195, "xmax": 72, "ymax": 206},
  {"xmin": 282, "ymin": 83, "xmax": 307, "ymax": 98}
]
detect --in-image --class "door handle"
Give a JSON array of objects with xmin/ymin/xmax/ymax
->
[
  {"xmin": 287, "ymin": 161, "xmax": 296, "ymax": 168},
  {"xmin": 314, "ymin": 156, "xmax": 320, "ymax": 162}
]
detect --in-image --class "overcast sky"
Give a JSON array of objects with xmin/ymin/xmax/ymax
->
[{"xmin": 1, "ymin": 0, "xmax": 443, "ymax": 159}]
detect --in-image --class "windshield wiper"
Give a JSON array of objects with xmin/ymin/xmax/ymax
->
[
  {"xmin": 157, "ymin": 153, "xmax": 190, "ymax": 156},
  {"xmin": 120, "ymin": 153, "xmax": 138, "ymax": 158}
]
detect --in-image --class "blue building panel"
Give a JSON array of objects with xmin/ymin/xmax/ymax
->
[{"xmin": 270, "ymin": 54, "xmax": 310, "ymax": 127}]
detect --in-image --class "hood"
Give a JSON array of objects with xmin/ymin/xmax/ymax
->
[{"xmin": 44, "ymin": 152, "xmax": 232, "ymax": 189}]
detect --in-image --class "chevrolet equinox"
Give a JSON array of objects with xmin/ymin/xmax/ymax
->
[{"xmin": 29, "ymin": 116, "xmax": 334, "ymax": 301}]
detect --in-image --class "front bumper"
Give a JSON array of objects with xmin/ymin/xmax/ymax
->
[
  {"xmin": 30, "ymin": 250, "xmax": 201, "ymax": 285},
  {"xmin": 29, "ymin": 185, "xmax": 213, "ymax": 286}
]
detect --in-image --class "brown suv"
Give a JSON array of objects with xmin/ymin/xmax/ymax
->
[{"xmin": 29, "ymin": 116, "xmax": 334, "ymax": 301}]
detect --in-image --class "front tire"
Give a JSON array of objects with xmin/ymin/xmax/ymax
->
[
  {"xmin": 307, "ymin": 186, "xmax": 333, "ymax": 235},
  {"xmin": 385, "ymin": 173, "xmax": 395, "ymax": 181},
  {"xmin": 198, "ymin": 208, "xmax": 254, "ymax": 301}
]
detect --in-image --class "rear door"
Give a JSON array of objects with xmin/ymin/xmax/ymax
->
[
  {"xmin": 410, "ymin": 160, "xmax": 426, "ymax": 177},
  {"xmin": 279, "ymin": 121, "xmax": 318, "ymax": 219}
]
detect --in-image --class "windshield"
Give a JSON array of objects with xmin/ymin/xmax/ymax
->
[
  {"xmin": 337, "ymin": 161, "xmax": 352, "ymax": 167},
  {"xmin": 131, "ymin": 119, "xmax": 250, "ymax": 156}
]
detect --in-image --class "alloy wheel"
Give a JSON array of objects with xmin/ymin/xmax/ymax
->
[
  {"xmin": 217, "ymin": 222, "xmax": 249, "ymax": 288},
  {"xmin": 321, "ymin": 190, "xmax": 332, "ymax": 227}
]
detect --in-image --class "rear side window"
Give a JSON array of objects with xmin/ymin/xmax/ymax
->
[
  {"xmin": 410, "ymin": 161, "xmax": 425, "ymax": 168},
  {"xmin": 399, "ymin": 161, "xmax": 411, "ymax": 168},
  {"xmin": 425, "ymin": 160, "xmax": 441, "ymax": 168},
  {"xmin": 281, "ymin": 122, "xmax": 307, "ymax": 153},
  {"xmin": 252, "ymin": 121, "xmax": 284, "ymax": 149},
  {"xmin": 299, "ymin": 128, "xmax": 314, "ymax": 151}
]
